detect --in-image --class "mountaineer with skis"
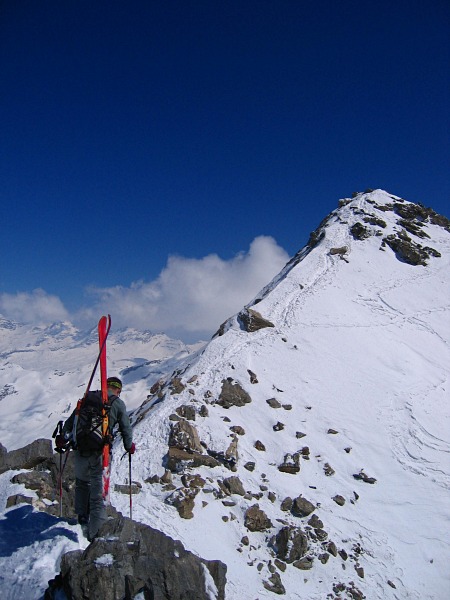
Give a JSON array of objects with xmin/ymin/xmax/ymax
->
[{"xmin": 56, "ymin": 376, "xmax": 135, "ymax": 541}]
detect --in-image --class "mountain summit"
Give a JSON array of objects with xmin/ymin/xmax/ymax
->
[
  {"xmin": 113, "ymin": 190, "xmax": 449, "ymax": 599},
  {"xmin": 1, "ymin": 190, "xmax": 449, "ymax": 599}
]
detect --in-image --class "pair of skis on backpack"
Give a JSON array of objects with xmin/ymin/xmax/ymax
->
[{"xmin": 53, "ymin": 315, "xmax": 113, "ymax": 506}]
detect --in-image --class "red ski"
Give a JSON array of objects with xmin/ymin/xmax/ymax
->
[{"xmin": 98, "ymin": 314, "xmax": 112, "ymax": 503}]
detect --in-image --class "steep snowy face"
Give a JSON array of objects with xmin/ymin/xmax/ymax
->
[{"xmin": 124, "ymin": 190, "xmax": 450, "ymax": 600}]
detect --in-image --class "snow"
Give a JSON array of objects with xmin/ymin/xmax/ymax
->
[{"xmin": 0, "ymin": 190, "xmax": 449, "ymax": 599}]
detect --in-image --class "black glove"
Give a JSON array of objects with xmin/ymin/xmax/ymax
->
[{"xmin": 55, "ymin": 435, "xmax": 66, "ymax": 448}]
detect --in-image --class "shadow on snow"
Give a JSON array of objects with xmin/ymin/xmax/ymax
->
[{"xmin": 0, "ymin": 505, "xmax": 78, "ymax": 557}]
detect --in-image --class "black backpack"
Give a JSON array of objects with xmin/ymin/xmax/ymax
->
[{"xmin": 75, "ymin": 391, "xmax": 116, "ymax": 451}]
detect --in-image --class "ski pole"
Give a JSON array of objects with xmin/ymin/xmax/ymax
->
[{"xmin": 129, "ymin": 452, "xmax": 133, "ymax": 520}]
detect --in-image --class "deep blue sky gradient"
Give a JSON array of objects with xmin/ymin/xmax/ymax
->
[{"xmin": 1, "ymin": 0, "xmax": 449, "ymax": 310}]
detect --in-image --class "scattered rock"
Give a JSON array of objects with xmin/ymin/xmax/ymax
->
[
  {"xmin": 165, "ymin": 487, "xmax": 199, "ymax": 519},
  {"xmin": 296, "ymin": 431, "xmax": 306, "ymax": 439},
  {"xmin": 217, "ymin": 379, "xmax": 252, "ymax": 409},
  {"xmin": 308, "ymin": 514, "xmax": 323, "ymax": 529},
  {"xmin": 241, "ymin": 536, "xmax": 249, "ymax": 546},
  {"xmin": 278, "ymin": 453, "xmax": 300, "ymax": 474},
  {"xmin": 327, "ymin": 428, "xmax": 339, "ymax": 435},
  {"xmin": 355, "ymin": 565, "xmax": 365, "ymax": 578},
  {"xmin": 230, "ymin": 425, "xmax": 245, "ymax": 435},
  {"xmin": 263, "ymin": 572, "xmax": 286, "ymax": 595},
  {"xmin": 244, "ymin": 462, "xmax": 255, "ymax": 472},
  {"xmin": 244, "ymin": 504, "xmax": 273, "ymax": 532},
  {"xmin": 254, "ymin": 440, "xmax": 266, "ymax": 452},
  {"xmin": 280, "ymin": 497, "xmax": 293, "ymax": 512},
  {"xmin": 169, "ymin": 419, "xmax": 203, "ymax": 453},
  {"xmin": 166, "ymin": 447, "xmax": 220, "ymax": 472},
  {"xmin": 199, "ymin": 405, "xmax": 209, "ymax": 417},
  {"xmin": 271, "ymin": 526, "xmax": 308, "ymax": 563},
  {"xmin": 353, "ymin": 470, "xmax": 377, "ymax": 484},
  {"xmin": 238, "ymin": 308, "xmax": 275, "ymax": 332},
  {"xmin": 350, "ymin": 222, "xmax": 371, "ymax": 240},
  {"xmin": 222, "ymin": 476, "xmax": 246, "ymax": 496},
  {"xmin": 282, "ymin": 404, "xmax": 292, "ymax": 411},
  {"xmin": 266, "ymin": 398, "xmax": 282, "ymax": 409},
  {"xmin": 175, "ymin": 405, "xmax": 196, "ymax": 421},
  {"xmin": 323, "ymin": 463, "xmax": 335, "ymax": 477},
  {"xmin": 273, "ymin": 422, "xmax": 285, "ymax": 432},
  {"xmin": 293, "ymin": 557, "xmax": 313, "ymax": 570},
  {"xmin": 291, "ymin": 496, "xmax": 315, "ymax": 518},
  {"xmin": 114, "ymin": 482, "xmax": 142, "ymax": 495},
  {"xmin": 344, "ymin": 447, "xmax": 352, "ymax": 453},
  {"xmin": 170, "ymin": 377, "xmax": 186, "ymax": 395},
  {"xmin": 247, "ymin": 369, "xmax": 258, "ymax": 384},
  {"xmin": 333, "ymin": 495, "xmax": 346, "ymax": 506}
]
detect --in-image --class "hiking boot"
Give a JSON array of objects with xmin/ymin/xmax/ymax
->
[{"xmin": 77, "ymin": 514, "xmax": 89, "ymax": 526}]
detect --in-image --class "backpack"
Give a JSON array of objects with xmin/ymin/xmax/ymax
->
[{"xmin": 74, "ymin": 390, "xmax": 116, "ymax": 452}]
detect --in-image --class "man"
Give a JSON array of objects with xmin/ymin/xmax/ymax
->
[{"xmin": 57, "ymin": 376, "xmax": 135, "ymax": 541}]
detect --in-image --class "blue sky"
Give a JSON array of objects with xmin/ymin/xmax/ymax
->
[{"xmin": 1, "ymin": 1, "xmax": 449, "ymax": 340}]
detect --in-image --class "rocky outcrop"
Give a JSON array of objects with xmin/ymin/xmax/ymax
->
[
  {"xmin": 0, "ymin": 439, "xmax": 54, "ymax": 474},
  {"xmin": 45, "ymin": 515, "xmax": 227, "ymax": 600},
  {"xmin": 238, "ymin": 308, "xmax": 275, "ymax": 333},
  {"xmin": 217, "ymin": 378, "xmax": 252, "ymax": 408}
]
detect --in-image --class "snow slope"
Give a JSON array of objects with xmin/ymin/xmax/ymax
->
[{"xmin": 0, "ymin": 190, "xmax": 449, "ymax": 599}]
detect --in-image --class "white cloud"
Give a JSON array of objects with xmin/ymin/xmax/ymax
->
[
  {"xmin": 82, "ymin": 236, "xmax": 289, "ymax": 340},
  {"xmin": 0, "ymin": 237, "xmax": 290, "ymax": 341},
  {"xmin": 0, "ymin": 288, "xmax": 70, "ymax": 324}
]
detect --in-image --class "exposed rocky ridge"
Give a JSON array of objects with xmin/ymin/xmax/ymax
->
[{"xmin": 45, "ymin": 515, "xmax": 227, "ymax": 600}]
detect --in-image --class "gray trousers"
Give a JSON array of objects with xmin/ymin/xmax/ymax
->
[{"xmin": 74, "ymin": 450, "xmax": 106, "ymax": 539}]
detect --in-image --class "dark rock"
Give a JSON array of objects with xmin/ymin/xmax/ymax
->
[
  {"xmin": 230, "ymin": 425, "xmax": 245, "ymax": 436},
  {"xmin": 333, "ymin": 495, "xmax": 346, "ymax": 506},
  {"xmin": 296, "ymin": 431, "xmax": 306, "ymax": 439},
  {"xmin": 199, "ymin": 405, "xmax": 209, "ymax": 417},
  {"xmin": 273, "ymin": 422, "xmax": 285, "ymax": 432},
  {"xmin": 217, "ymin": 379, "xmax": 252, "ymax": 409},
  {"xmin": 46, "ymin": 515, "xmax": 226, "ymax": 600},
  {"xmin": 238, "ymin": 308, "xmax": 275, "ymax": 332},
  {"xmin": 165, "ymin": 487, "xmax": 199, "ymax": 519},
  {"xmin": 282, "ymin": 404, "xmax": 292, "ymax": 411},
  {"xmin": 355, "ymin": 565, "xmax": 365, "ymax": 578},
  {"xmin": 168, "ymin": 420, "xmax": 203, "ymax": 453},
  {"xmin": 244, "ymin": 461, "xmax": 255, "ymax": 472},
  {"xmin": 263, "ymin": 572, "xmax": 286, "ymax": 595},
  {"xmin": 329, "ymin": 246, "xmax": 348, "ymax": 256},
  {"xmin": 327, "ymin": 428, "xmax": 339, "ymax": 434},
  {"xmin": 254, "ymin": 440, "xmax": 266, "ymax": 451},
  {"xmin": 308, "ymin": 514, "xmax": 323, "ymax": 529},
  {"xmin": 6, "ymin": 494, "xmax": 33, "ymax": 507},
  {"xmin": 244, "ymin": 504, "xmax": 272, "ymax": 532},
  {"xmin": 291, "ymin": 496, "xmax": 315, "ymax": 517},
  {"xmin": 274, "ymin": 559, "xmax": 286, "ymax": 572},
  {"xmin": 323, "ymin": 463, "xmax": 335, "ymax": 476},
  {"xmin": 222, "ymin": 476, "xmax": 245, "ymax": 496},
  {"xmin": 166, "ymin": 447, "xmax": 220, "ymax": 473},
  {"xmin": 266, "ymin": 398, "xmax": 282, "ymax": 409},
  {"xmin": 353, "ymin": 470, "xmax": 377, "ymax": 484},
  {"xmin": 327, "ymin": 541, "xmax": 338, "ymax": 557},
  {"xmin": 247, "ymin": 369, "xmax": 258, "ymax": 384},
  {"xmin": 350, "ymin": 222, "xmax": 371, "ymax": 240},
  {"xmin": 280, "ymin": 497, "xmax": 293, "ymax": 512},
  {"xmin": 175, "ymin": 405, "xmax": 196, "ymax": 421},
  {"xmin": 114, "ymin": 483, "xmax": 142, "ymax": 495},
  {"xmin": 241, "ymin": 536, "xmax": 249, "ymax": 546},
  {"xmin": 293, "ymin": 557, "xmax": 314, "ymax": 570},
  {"xmin": 181, "ymin": 474, "xmax": 206, "ymax": 489},
  {"xmin": 278, "ymin": 453, "xmax": 300, "ymax": 474},
  {"xmin": 170, "ymin": 377, "xmax": 186, "ymax": 395},
  {"xmin": 0, "ymin": 439, "xmax": 53, "ymax": 474},
  {"xmin": 271, "ymin": 526, "xmax": 308, "ymax": 563}
]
